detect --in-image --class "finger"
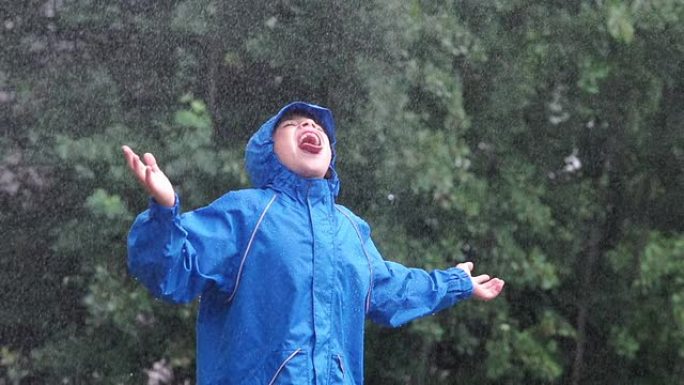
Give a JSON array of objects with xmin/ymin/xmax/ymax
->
[
  {"xmin": 144, "ymin": 163, "xmax": 158, "ymax": 192},
  {"xmin": 144, "ymin": 152, "xmax": 165, "ymax": 174},
  {"xmin": 122, "ymin": 145, "xmax": 135, "ymax": 168},
  {"xmin": 143, "ymin": 152, "xmax": 157, "ymax": 168},
  {"xmin": 122, "ymin": 145, "xmax": 141, "ymax": 165},
  {"xmin": 123, "ymin": 148, "xmax": 147, "ymax": 181},
  {"xmin": 128, "ymin": 153, "xmax": 141, "ymax": 173},
  {"xmin": 483, "ymin": 279, "xmax": 504, "ymax": 294},
  {"xmin": 122, "ymin": 144, "xmax": 133, "ymax": 155},
  {"xmin": 480, "ymin": 278, "xmax": 499, "ymax": 289},
  {"xmin": 472, "ymin": 274, "xmax": 491, "ymax": 284}
]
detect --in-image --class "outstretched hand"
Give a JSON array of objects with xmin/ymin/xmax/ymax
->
[
  {"xmin": 456, "ymin": 262, "xmax": 504, "ymax": 301},
  {"xmin": 122, "ymin": 145, "xmax": 175, "ymax": 207}
]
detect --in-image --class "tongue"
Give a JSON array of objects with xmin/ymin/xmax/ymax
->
[{"xmin": 299, "ymin": 142, "xmax": 322, "ymax": 154}]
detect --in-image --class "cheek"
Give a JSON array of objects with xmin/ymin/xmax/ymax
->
[
  {"xmin": 273, "ymin": 129, "xmax": 294, "ymax": 159},
  {"xmin": 324, "ymin": 140, "xmax": 333, "ymax": 162},
  {"xmin": 273, "ymin": 141, "xmax": 284, "ymax": 161}
]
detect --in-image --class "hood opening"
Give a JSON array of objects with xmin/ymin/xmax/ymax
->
[{"xmin": 245, "ymin": 101, "xmax": 340, "ymax": 196}]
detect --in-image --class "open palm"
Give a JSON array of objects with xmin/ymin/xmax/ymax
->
[
  {"xmin": 122, "ymin": 145, "xmax": 175, "ymax": 207},
  {"xmin": 456, "ymin": 262, "xmax": 505, "ymax": 301}
]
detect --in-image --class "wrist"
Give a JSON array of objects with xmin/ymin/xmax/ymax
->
[
  {"xmin": 155, "ymin": 192, "xmax": 175, "ymax": 207},
  {"xmin": 149, "ymin": 194, "xmax": 179, "ymax": 220}
]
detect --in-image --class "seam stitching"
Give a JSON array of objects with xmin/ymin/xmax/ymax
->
[{"xmin": 227, "ymin": 193, "xmax": 278, "ymax": 303}]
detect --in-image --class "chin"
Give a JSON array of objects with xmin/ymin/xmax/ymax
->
[
  {"xmin": 306, "ymin": 172, "xmax": 327, "ymax": 179},
  {"xmin": 298, "ymin": 168, "xmax": 326, "ymax": 179}
]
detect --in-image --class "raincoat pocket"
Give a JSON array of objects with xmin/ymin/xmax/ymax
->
[
  {"xmin": 243, "ymin": 349, "xmax": 310, "ymax": 385},
  {"xmin": 327, "ymin": 353, "xmax": 346, "ymax": 384}
]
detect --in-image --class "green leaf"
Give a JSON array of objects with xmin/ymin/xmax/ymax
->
[
  {"xmin": 607, "ymin": 1, "xmax": 635, "ymax": 43},
  {"xmin": 84, "ymin": 189, "xmax": 132, "ymax": 220}
]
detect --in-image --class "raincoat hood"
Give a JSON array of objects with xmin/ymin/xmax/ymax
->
[{"xmin": 245, "ymin": 101, "xmax": 340, "ymax": 197}]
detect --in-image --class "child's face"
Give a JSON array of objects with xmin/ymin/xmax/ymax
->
[{"xmin": 273, "ymin": 114, "xmax": 332, "ymax": 179}]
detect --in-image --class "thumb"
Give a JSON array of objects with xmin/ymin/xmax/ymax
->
[
  {"xmin": 143, "ymin": 152, "xmax": 166, "ymax": 174},
  {"xmin": 143, "ymin": 152, "xmax": 157, "ymax": 168},
  {"xmin": 456, "ymin": 262, "xmax": 474, "ymax": 275}
]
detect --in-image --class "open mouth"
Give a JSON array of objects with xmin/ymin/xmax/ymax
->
[{"xmin": 297, "ymin": 131, "xmax": 323, "ymax": 154}]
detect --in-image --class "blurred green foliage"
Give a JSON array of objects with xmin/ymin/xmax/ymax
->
[{"xmin": 1, "ymin": 0, "xmax": 683, "ymax": 384}]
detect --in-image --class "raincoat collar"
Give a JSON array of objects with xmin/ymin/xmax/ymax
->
[{"xmin": 245, "ymin": 102, "xmax": 340, "ymax": 200}]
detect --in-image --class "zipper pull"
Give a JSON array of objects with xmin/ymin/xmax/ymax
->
[{"xmin": 336, "ymin": 354, "xmax": 345, "ymax": 379}]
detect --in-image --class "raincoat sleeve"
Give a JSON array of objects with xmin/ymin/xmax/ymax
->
[
  {"xmin": 127, "ymin": 194, "xmax": 239, "ymax": 304},
  {"xmin": 356, "ymin": 219, "xmax": 473, "ymax": 328}
]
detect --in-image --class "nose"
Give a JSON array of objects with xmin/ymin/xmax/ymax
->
[{"xmin": 299, "ymin": 119, "xmax": 316, "ymax": 128}]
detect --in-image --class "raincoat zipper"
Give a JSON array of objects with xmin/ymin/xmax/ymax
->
[{"xmin": 336, "ymin": 207, "xmax": 374, "ymax": 313}]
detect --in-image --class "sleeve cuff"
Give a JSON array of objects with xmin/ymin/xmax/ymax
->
[
  {"xmin": 148, "ymin": 194, "xmax": 180, "ymax": 221},
  {"xmin": 446, "ymin": 267, "xmax": 474, "ymax": 300}
]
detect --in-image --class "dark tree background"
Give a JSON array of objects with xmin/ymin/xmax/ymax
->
[{"xmin": 1, "ymin": 1, "xmax": 683, "ymax": 384}]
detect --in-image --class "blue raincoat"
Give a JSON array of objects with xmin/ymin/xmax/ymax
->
[{"xmin": 128, "ymin": 102, "xmax": 473, "ymax": 384}]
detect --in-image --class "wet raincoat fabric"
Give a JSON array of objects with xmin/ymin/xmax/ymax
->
[{"xmin": 128, "ymin": 102, "xmax": 474, "ymax": 385}]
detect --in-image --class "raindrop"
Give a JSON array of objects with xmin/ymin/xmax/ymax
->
[
  {"xmin": 563, "ymin": 149, "xmax": 581, "ymax": 173},
  {"xmin": 265, "ymin": 16, "xmax": 278, "ymax": 29}
]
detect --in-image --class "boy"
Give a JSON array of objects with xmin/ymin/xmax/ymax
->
[{"xmin": 123, "ymin": 101, "xmax": 504, "ymax": 385}]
